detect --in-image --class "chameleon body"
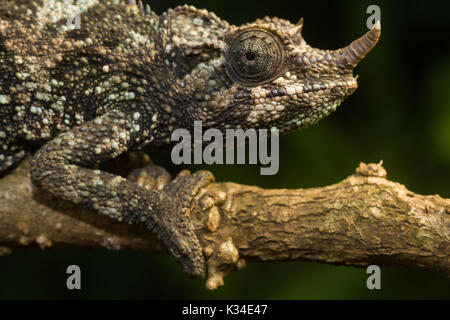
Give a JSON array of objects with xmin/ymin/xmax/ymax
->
[{"xmin": 0, "ymin": 0, "xmax": 380, "ymax": 278}]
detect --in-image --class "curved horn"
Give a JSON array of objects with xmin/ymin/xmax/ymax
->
[{"xmin": 341, "ymin": 21, "xmax": 381, "ymax": 67}]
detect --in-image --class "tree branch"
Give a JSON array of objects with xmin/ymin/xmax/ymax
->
[{"xmin": 0, "ymin": 158, "xmax": 448, "ymax": 289}]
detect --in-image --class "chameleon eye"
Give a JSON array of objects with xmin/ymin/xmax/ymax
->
[
  {"xmin": 244, "ymin": 51, "xmax": 256, "ymax": 61},
  {"xmin": 225, "ymin": 28, "xmax": 286, "ymax": 86}
]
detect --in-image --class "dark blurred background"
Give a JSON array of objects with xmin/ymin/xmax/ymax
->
[{"xmin": 1, "ymin": 0, "xmax": 449, "ymax": 299}]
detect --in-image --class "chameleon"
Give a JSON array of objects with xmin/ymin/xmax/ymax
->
[{"xmin": 0, "ymin": 0, "xmax": 380, "ymax": 279}]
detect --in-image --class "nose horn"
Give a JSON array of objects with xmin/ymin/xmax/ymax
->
[{"xmin": 341, "ymin": 21, "xmax": 381, "ymax": 67}]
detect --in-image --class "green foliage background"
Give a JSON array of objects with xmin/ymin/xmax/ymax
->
[{"xmin": 1, "ymin": 0, "xmax": 449, "ymax": 299}]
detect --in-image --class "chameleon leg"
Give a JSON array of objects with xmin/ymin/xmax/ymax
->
[{"xmin": 30, "ymin": 106, "xmax": 211, "ymax": 278}]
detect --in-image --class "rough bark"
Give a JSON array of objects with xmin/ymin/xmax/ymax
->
[{"xmin": 0, "ymin": 158, "xmax": 448, "ymax": 289}]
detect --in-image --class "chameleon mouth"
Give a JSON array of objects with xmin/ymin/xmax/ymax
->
[
  {"xmin": 250, "ymin": 78, "xmax": 358, "ymax": 103},
  {"xmin": 283, "ymin": 79, "xmax": 358, "ymax": 96},
  {"xmin": 214, "ymin": 98, "xmax": 251, "ymax": 122},
  {"xmin": 217, "ymin": 78, "xmax": 358, "ymax": 122}
]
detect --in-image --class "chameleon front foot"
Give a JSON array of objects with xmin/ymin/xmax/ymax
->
[
  {"xmin": 162, "ymin": 170, "xmax": 215, "ymax": 278},
  {"xmin": 133, "ymin": 168, "xmax": 215, "ymax": 278}
]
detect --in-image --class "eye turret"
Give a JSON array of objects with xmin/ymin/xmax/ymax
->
[{"xmin": 225, "ymin": 27, "xmax": 287, "ymax": 86}]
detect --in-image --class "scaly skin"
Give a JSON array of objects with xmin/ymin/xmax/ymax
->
[{"xmin": 0, "ymin": 0, "xmax": 380, "ymax": 278}]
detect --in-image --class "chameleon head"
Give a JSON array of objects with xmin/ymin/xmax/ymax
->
[{"xmin": 177, "ymin": 10, "xmax": 381, "ymax": 133}]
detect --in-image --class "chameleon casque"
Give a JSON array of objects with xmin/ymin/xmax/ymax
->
[{"xmin": 0, "ymin": 0, "xmax": 380, "ymax": 279}]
